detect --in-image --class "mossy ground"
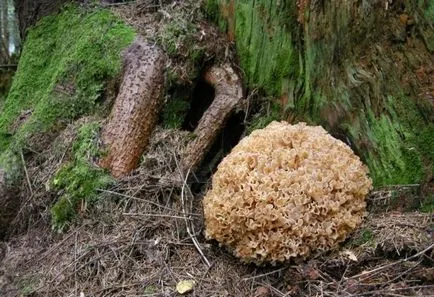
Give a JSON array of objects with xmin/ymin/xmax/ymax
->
[
  {"xmin": 208, "ymin": 0, "xmax": 434, "ymax": 187},
  {"xmin": 0, "ymin": 4, "xmax": 135, "ymax": 229},
  {"xmin": 51, "ymin": 122, "xmax": 113, "ymax": 231}
]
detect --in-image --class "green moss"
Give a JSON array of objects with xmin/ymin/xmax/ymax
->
[
  {"xmin": 204, "ymin": 0, "xmax": 228, "ymax": 33},
  {"xmin": 351, "ymin": 229, "xmax": 374, "ymax": 247},
  {"xmin": 233, "ymin": 0, "xmax": 298, "ymax": 96},
  {"xmin": 162, "ymin": 97, "xmax": 190, "ymax": 129},
  {"xmin": 361, "ymin": 93, "xmax": 434, "ymax": 186},
  {"xmin": 424, "ymin": 0, "xmax": 434, "ymax": 23},
  {"xmin": 71, "ymin": 122, "xmax": 105, "ymax": 161},
  {"xmin": 51, "ymin": 122, "xmax": 113, "ymax": 231},
  {"xmin": 209, "ymin": 0, "xmax": 434, "ymax": 187},
  {"xmin": 247, "ymin": 99, "xmax": 282, "ymax": 133},
  {"xmin": 0, "ymin": 4, "xmax": 135, "ymax": 154},
  {"xmin": 420, "ymin": 194, "xmax": 434, "ymax": 213},
  {"xmin": 364, "ymin": 113, "xmax": 423, "ymax": 186}
]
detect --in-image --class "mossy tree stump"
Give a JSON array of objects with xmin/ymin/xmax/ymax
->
[{"xmin": 207, "ymin": 0, "xmax": 434, "ymax": 187}]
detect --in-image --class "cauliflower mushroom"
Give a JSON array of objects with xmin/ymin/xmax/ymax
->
[{"xmin": 203, "ymin": 121, "xmax": 372, "ymax": 264}]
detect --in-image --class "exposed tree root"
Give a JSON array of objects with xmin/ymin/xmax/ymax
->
[
  {"xmin": 181, "ymin": 64, "xmax": 244, "ymax": 172},
  {"xmin": 99, "ymin": 37, "xmax": 166, "ymax": 178}
]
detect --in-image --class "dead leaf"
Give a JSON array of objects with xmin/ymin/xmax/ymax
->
[
  {"xmin": 176, "ymin": 280, "xmax": 195, "ymax": 294},
  {"xmin": 254, "ymin": 286, "xmax": 270, "ymax": 297},
  {"xmin": 341, "ymin": 250, "xmax": 358, "ymax": 262}
]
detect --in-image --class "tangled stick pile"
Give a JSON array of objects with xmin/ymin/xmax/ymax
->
[{"xmin": 204, "ymin": 121, "xmax": 373, "ymax": 264}]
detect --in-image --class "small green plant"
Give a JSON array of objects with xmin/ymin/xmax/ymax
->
[
  {"xmin": 51, "ymin": 122, "xmax": 113, "ymax": 231},
  {"xmin": 18, "ymin": 278, "xmax": 37, "ymax": 296},
  {"xmin": 420, "ymin": 194, "xmax": 434, "ymax": 213},
  {"xmin": 143, "ymin": 285, "xmax": 157, "ymax": 295},
  {"xmin": 351, "ymin": 228, "xmax": 374, "ymax": 247}
]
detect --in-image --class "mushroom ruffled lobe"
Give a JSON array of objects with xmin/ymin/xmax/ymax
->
[{"xmin": 203, "ymin": 121, "xmax": 372, "ymax": 264}]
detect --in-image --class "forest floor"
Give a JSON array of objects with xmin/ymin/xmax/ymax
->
[
  {"xmin": 0, "ymin": 1, "xmax": 433, "ymax": 296},
  {"xmin": 0, "ymin": 126, "xmax": 432, "ymax": 297}
]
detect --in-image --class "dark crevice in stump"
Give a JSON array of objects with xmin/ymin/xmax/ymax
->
[
  {"xmin": 192, "ymin": 111, "xmax": 245, "ymax": 184},
  {"xmin": 182, "ymin": 78, "xmax": 216, "ymax": 131}
]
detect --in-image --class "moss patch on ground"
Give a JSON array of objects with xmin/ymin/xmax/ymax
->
[{"xmin": 51, "ymin": 122, "xmax": 113, "ymax": 231}]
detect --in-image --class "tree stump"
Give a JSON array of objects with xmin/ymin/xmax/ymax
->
[
  {"xmin": 181, "ymin": 64, "xmax": 244, "ymax": 172},
  {"xmin": 208, "ymin": 0, "xmax": 434, "ymax": 187},
  {"xmin": 99, "ymin": 37, "xmax": 166, "ymax": 178}
]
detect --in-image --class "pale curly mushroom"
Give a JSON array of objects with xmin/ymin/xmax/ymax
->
[{"xmin": 203, "ymin": 121, "xmax": 372, "ymax": 264}]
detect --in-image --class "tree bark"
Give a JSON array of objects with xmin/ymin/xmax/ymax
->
[
  {"xmin": 207, "ymin": 0, "xmax": 434, "ymax": 187},
  {"xmin": 99, "ymin": 37, "xmax": 166, "ymax": 178},
  {"xmin": 0, "ymin": 0, "xmax": 9, "ymax": 64},
  {"xmin": 14, "ymin": 0, "xmax": 71, "ymax": 38}
]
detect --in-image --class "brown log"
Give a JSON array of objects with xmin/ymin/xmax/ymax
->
[
  {"xmin": 100, "ymin": 37, "xmax": 166, "ymax": 178},
  {"xmin": 181, "ymin": 64, "xmax": 244, "ymax": 172}
]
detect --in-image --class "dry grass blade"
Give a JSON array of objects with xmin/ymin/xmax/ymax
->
[
  {"xmin": 179, "ymin": 167, "xmax": 211, "ymax": 268},
  {"xmin": 350, "ymin": 243, "xmax": 434, "ymax": 280},
  {"xmin": 20, "ymin": 150, "xmax": 34, "ymax": 197}
]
